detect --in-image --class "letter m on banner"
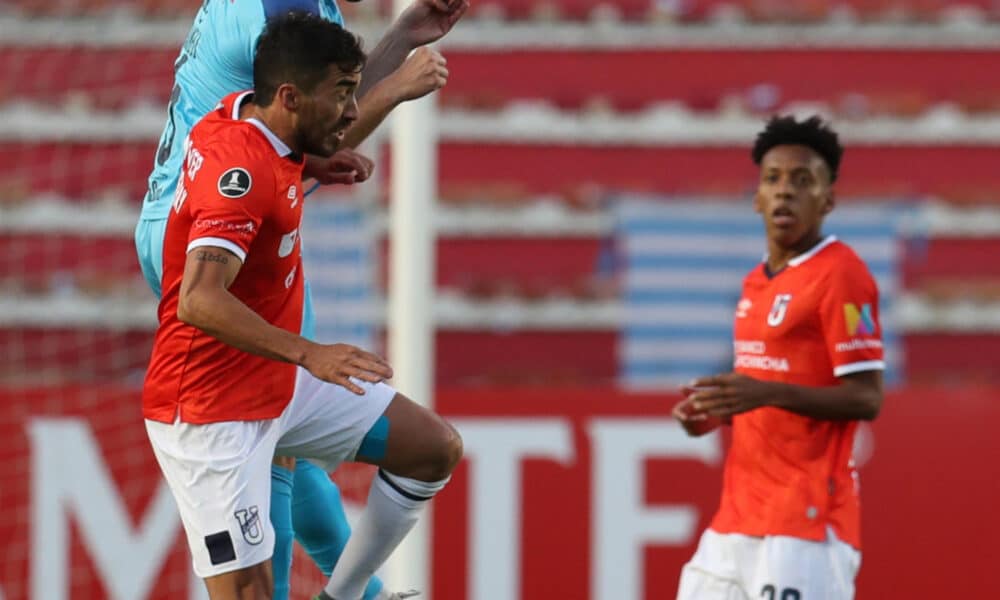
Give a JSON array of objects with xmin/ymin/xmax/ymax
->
[{"xmin": 28, "ymin": 419, "xmax": 183, "ymax": 600}]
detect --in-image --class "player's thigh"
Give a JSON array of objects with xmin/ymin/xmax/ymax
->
[
  {"xmin": 678, "ymin": 564, "xmax": 748, "ymax": 600},
  {"xmin": 677, "ymin": 529, "xmax": 748, "ymax": 600},
  {"xmin": 134, "ymin": 217, "xmax": 168, "ymax": 297},
  {"xmin": 145, "ymin": 417, "xmax": 280, "ymax": 579},
  {"xmin": 275, "ymin": 367, "xmax": 395, "ymax": 470},
  {"xmin": 749, "ymin": 531, "xmax": 860, "ymax": 600}
]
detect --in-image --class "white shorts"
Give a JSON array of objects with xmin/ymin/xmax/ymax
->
[
  {"xmin": 677, "ymin": 527, "xmax": 861, "ymax": 600},
  {"xmin": 145, "ymin": 367, "xmax": 396, "ymax": 578}
]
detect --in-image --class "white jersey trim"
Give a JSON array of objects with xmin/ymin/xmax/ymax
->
[
  {"xmin": 834, "ymin": 360, "xmax": 885, "ymax": 377},
  {"xmin": 187, "ymin": 237, "xmax": 247, "ymax": 263},
  {"xmin": 231, "ymin": 91, "xmax": 253, "ymax": 120},
  {"xmin": 789, "ymin": 235, "xmax": 838, "ymax": 267},
  {"xmin": 247, "ymin": 118, "xmax": 293, "ymax": 157}
]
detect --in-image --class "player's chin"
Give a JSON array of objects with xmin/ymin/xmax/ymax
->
[
  {"xmin": 306, "ymin": 138, "xmax": 341, "ymax": 159},
  {"xmin": 768, "ymin": 223, "xmax": 807, "ymax": 246}
]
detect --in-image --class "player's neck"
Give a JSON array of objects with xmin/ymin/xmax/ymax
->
[
  {"xmin": 241, "ymin": 102, "xmax": 301, "ymax": 155},
  {"xmin": 766, "ymin": 231, "xmax": 825, "ymax": 272}
]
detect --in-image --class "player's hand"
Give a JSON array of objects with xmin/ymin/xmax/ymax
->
[
  {"xmin": 672, "ymin": 395, "xmax": 725, "ymax": 436},
  {"xmin": 387, "ymin": 47, "xmax": 449, "ymax": 104},
  {"xmin": 684, "ymin": 373, "xmax": 776, "ymax": 418},
  {"xmin": 396, "ymin": 0, "xmax": 470, "ymax": 48},
  {"xmin": 303, "ymin": 149, "xmax": 374, "ymax": 185},
  {"xmin": 302, "ymin": 343, "xmax": 394, "ymax": 395}
]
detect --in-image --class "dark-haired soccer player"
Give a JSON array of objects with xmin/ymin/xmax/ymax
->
[
  {"xmin": 135, "ymin": 1, "xmax": 464, "ymax": 598},
  {"xmin": 674, "ymin": 115, "xmax": 883, "ymax": 600},
  {"xmin": 143, "ymin": 15, "xmax": 462, "ymax": 600}
]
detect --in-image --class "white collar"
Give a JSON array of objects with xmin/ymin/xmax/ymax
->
[
  {"xmin": 246, "ymin": 118, "xmax": 293, "ymax": 157},
  {"xmin": 231, "ymin": 91, "xmax": 293, "ymax": 158},
  {"xmin": 761, "ymin": 235, "xmax": 838, "ymax": 268},
  {"xmin": 788, "ymin": 235, "xmax": 837, "ymax": 267}
]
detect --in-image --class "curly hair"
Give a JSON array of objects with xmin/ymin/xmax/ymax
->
[
  {"xmin": 253, "ymin": 11, "xmax": 366, "ymax": 105},
  {"xmin": 751, "ymin": 115, "xmax": 844, "ymax": 182}
]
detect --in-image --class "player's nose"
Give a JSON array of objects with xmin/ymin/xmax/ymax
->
[{"xmin": 342, "ymin": 96, "xmax": 359, "ymax": 124}]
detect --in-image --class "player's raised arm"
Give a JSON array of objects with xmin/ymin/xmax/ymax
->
[
  {"xmin": 356, "ymin": 0, "xmax": 468, "ymax": 99},
  {"xmin": 341, "ymin": 46, "xmax": 449, "ymax": 149}
]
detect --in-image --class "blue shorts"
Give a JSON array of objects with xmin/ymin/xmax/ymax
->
[{"xmin": 134, "ymin": 217, "xmax": 316, "ymax": 338}]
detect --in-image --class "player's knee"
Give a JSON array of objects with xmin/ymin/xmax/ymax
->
[{"xmin": 426, "ymin": 421, "xmax": 463, "ymax": 481}]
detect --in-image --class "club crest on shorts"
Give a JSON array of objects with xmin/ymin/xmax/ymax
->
[
  {"xmin": 218, "ymin": 168, "xmax": 252, "ymax": 198},
  {"xmin": 234, "ymin": 506, "xmax": 263, "ymax": 545},
  {"xmin": 767, "ymin": 294, "xmax": 793, "ymax": 327}
]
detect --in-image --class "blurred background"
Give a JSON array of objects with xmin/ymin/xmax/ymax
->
[{"xmin": 2, "ymin": 0, "xmax": 1000, "ymax": 598}]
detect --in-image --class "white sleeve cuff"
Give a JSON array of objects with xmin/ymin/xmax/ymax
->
[
  {"xmin": 187, "ymin": 237, "xmax": 247, "ymax": 262},
  {"xmin": 834, "ymin": 360, "xmax": 885, "ymax": 377}
]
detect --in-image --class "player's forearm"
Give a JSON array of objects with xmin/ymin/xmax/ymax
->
[
  {"xmin": 357, "ymin": 23, "xmax": 413, "ymax": 98},
  {"xmin": 177, "ymin": 287, "xmax": 315, "ymax": 366},
  {"xmin": 342, "ymin": 80, "xmax": 398, "ymax": 149},
  {"xmin": 769, "ymin": 380, "xmax": 882, "ymax": 421}
]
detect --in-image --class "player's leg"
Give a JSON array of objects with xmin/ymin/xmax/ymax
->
[
  {"xmin": 275, "ymin": 371, "xmax": 461, "ymax": 600},
  {"xmin": 204, "ymin": 561, "xmax": 274, "ymax": 600},
  {"xmin": 676, "ymin": 529, "xmax": 750, "ymax": 600},
  {"xmin": 271, "ymin": 457, "xmax": 296, "ymax": 600},
  {"xmin": 321, "ymin": 393, "xmax": 460, "ymax": 600},
  {"xmin": 291, "ymin": 460, "xmax": 385, "ymax": 599},
  {"xmin": 134, "ymin": 217, "xmax": 168, "ymax": 298},
  {"xmin": 145, "ymin": 417, "xmax": 283, "ymax": 600},
  {"xmin": 286, "ymin": 280, "xmax": 386, "ymax": 599},
  {"xmin": 748, "ymin": 528, "xmax": 861, "ymax": 600},
  {"xmin": 677, "ymin": 565, "xmax": 748, "ymax": 600}
]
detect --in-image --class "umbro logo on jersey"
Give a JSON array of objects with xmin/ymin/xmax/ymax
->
[
  {"xmin": 218, "ymin": 168, "xmax": 252, "ymax": 198},
  {"xmin": 288, "ymin": 185, "xmax": 299, "ymax": 208},
  {"xmin": 736, "ymin": 298, "xmax": 752, "ymax": 318}
]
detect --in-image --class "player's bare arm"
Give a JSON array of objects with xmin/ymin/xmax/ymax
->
[
  {"xmin": 356, "ymin": 0, "xmax": 467, "ymax": 99},
  {"xmin": 303, "ymin": 2, "xmax": 462, "ymax": 180},
  {"xmin": 686, "ymin": 370, "xmax": 883, "ymax": 421},
  {"xmin": 177, "ymin": 245, "xmax": 393, "ymax": 394},
  {"xmin": 342, "ymin": 47, "xmax": 449, "ymax": 149}
]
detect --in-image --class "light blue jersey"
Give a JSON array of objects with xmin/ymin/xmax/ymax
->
[{"xmin": 139, "ymin": 0, "xmax": 343, "ymax": 221}]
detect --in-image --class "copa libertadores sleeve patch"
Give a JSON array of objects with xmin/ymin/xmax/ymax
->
[{"xmin": 218, "ymin": 167, "xmax": 252, "ymax": 198}]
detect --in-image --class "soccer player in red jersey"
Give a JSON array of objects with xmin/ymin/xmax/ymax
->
[
  {"xmin": 143, "ymin": 14, "xmax": 461, "ymax": 600},
  {"xmin": 674, "ymin": 116, "xmax": 884, "ymax": 600}
]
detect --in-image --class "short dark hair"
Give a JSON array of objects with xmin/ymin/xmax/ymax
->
[
  {"xmin": 253, "ymin": 11, "xmax": 366, "ymax": 105},
  {"xmin": 751, "ymin": 115, "xmax": 844, "ymax": 182}
]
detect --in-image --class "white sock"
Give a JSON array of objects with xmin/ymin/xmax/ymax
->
[{"xmin": 323, "ymin": 470, "xmax": 448, "ymax": 600}]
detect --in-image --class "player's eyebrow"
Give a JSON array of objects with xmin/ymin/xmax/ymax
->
[{"xmin": 334, "ymin": 77, "xmax": 359, "ymax": 88}]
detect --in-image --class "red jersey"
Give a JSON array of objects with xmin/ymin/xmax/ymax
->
[
  {"xmin": 710, "ymin": 236, "xmax": 883, "ymax": 549},
  {"xmin": 143, "ymin": 91, "xmax": 306, "ymax": 424}
]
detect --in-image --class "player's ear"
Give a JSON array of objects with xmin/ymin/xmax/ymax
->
[
  {"xmin": 821, "ymin": 188, "xmax": 835, "ymax": 216},
  {"xmin": 752, "ymin": 191, "xmax": 763, "ymax": 214},
  {"xmin": 276, "ymin": 83, "xmax": 300, "ymax": 111}
]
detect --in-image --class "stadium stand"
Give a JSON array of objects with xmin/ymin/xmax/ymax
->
[{"xmin": 3, "ymin": 11, "xmax": 1000, "ymax": 388}]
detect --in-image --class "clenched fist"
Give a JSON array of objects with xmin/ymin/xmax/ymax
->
[{"xmin": 388, "ymin": 47, "xmax": 450, "ymax": 104}]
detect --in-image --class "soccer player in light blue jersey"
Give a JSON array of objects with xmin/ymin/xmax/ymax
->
[{"xmin": 134, "ymin": 2, "xmax": 466, "ymax": 599}]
